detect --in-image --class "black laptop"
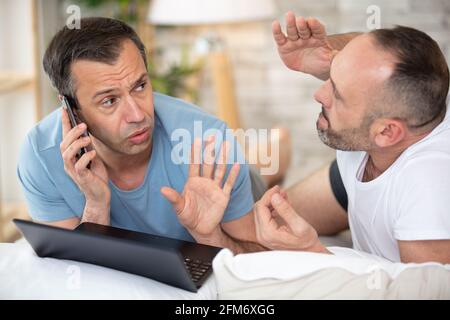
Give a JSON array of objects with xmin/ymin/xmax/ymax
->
[{"xmin": 13, "ymin": 219, "xmax": 222, "ymax": 293}]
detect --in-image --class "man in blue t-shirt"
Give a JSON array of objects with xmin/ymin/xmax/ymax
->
[{"xmin": 17, "ymin": 17, "xmax": 264, "ymax": 253}]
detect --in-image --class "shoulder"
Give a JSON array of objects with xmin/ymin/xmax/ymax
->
[
  {"xmin": 396, "ymin": 110, "xmax": 450, "ymax": 181},
  {"xmin": 153, "ymin": 92, "xmax": 227, "ymax": 136},
  {"xmin": 22, "ymin": 107, "xmax": 62, "ymax": 154},
  {"xmin": 396, "ymin": 151, "xmax": 450, "ymax": 184}
]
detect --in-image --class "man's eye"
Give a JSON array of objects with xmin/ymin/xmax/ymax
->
[
  {"xmin": 102, "ymin": 98, "xmax": 116, "ymax": 107},
  {"xmin": 135, "ymin": 82, "xmax": 146, "ymax": 92}
]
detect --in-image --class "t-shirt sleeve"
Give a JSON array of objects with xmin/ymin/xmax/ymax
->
[
  {"xmin": 17, "ymin": 134, "xmax": 77, "ymax": 222},
  {"xmin": 394, "ymin": 155, "xmax": 450, "ymax": 241}
]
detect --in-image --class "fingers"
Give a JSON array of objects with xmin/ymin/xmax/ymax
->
[
  {"xmin": 74, "ymin": 149, "xmax": 96, "ymax": 178},
  {"xmin": 60, "ymin": 122, "xmax": 87, "ymax": 151},
  {"xmin": 202, "ymin": 136, "xmax": 216, "ymax": 179},
  {"xmin": 223, "ymin": 163, "xmax": 240, "ymax": 195},
  {"xmin": 254, "ymin": 197, "xmax": 277, "ymax": 238},
  {"xmin": 285, "ymin": 11, "xmax": 299, "ymax": 41},
  {"xmin": 255, "ymin": 199, "xmax": 277, "ymax": 229},
  {"xmin": 296, "ymin": 16, "xmax": 311, "ymax": 40},
  {"xmin": 268, "ymin": 188, "xmax": 290, "ymax": 215},
  {"xmin": 256, "ymin": 186, "xmax": 282, "ymax": 219},
  {"xmin": 254, "ymin": 194, "xmax": 292, "ymax": 250},
  {"xmin": 307, "ymin": 18, "xmax": 327, "ymax": 40},
  {"xmin": 272, "ymin": 20, "xmax": 287, "ymax": 46},
  {"xmin": 280, "ymin": 189, "xmax": 288, "ymax": 200},
  {"xmin": 259, "ymin": 185, "xmax": 282, "ymax": 207},
  {"xmin": 62, "ymin": 135, "xmax": 91, "ymax": 168},
  {"xmin": 188, "ymin": 136, "xmax": 240, "ymax": 195},
  {"xmin": 214, "ymin": 140, "xmax": 229, "ymax": 186},
  {"xmin": 270, "ymin": 193, "xmax": 301, "ymax": 228},
  {"xmin": 189, "ymin": 138, "xmax": 201, "ymax": 177},
  {"xmin": 274, "ymin": 13, "xmax": 326, "ymax": 43},
  {"xmin": 160, "ymin": 187, "xmax": 185, "ymax": 215}
]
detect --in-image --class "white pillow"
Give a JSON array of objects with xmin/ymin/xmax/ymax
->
[{"xmin": 212, "ymin": 247, "xmax": 450, "ymax": 299}]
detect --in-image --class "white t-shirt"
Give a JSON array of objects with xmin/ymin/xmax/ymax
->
[{"xmin": 337, "ymin": 109, "xmax": 450, "ymax": 262}]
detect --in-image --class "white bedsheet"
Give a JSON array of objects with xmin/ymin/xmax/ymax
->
[{"xmin": 0, "ymin": 240, "xmax": 217, "ymax": 300}]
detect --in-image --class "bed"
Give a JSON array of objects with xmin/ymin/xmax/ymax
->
[{"xmin": 1, "ymin": 234, "xmax": 449, "ymax": 300}]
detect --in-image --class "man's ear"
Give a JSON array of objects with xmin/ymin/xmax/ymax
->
[
  {"xmin": 58, "ymin": 94, "xmax": 64, "ymax": 102},
  {"xmin": 371, "ymin": 118, "xmax": 406, "ymax": 148}
]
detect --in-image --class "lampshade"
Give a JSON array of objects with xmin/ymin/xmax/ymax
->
[{"xmin": 147, "ymin": 0, "xmax": 276, "ymax": 25}]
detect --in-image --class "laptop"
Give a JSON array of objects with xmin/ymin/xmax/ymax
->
[{"xmin": 13, "ymin": 219, "xmax": 222, "ymax": 293}]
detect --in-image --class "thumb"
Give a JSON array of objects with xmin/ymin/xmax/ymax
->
[
  {"xmin": 160, "ymin": 187, "xmax": 185, "ymax": 214},
  {"xmin": 270, "ymin": 193, "xmax": 300, "ymax": 227}
]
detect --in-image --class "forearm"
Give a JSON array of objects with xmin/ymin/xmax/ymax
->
[{"xmin": 191, "ymin": 228, "xmax": 268, "ymax": 254}]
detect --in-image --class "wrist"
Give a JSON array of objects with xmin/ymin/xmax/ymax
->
[
  {"xmin": 85, "ymin": 191, "xmax": 110, "ymax": 210},
  {"xmin": 189, "ymin": 227, "xmax": 224, "ymax": 247},
  {"xmin": 297, "ymin": 228, "xmax": 331, "ymax": 254},
  {"xmin": 82, "ymin": 198, "xmax": 110, "ymax": 225}
]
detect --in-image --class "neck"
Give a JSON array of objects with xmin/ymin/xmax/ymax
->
[
  {"xmin": 92, "ymin": 138, "xmax": 152, "ymax": 174},
  {"xmin": 365, "ymin": 130, "xmax": 433, "ymax": 181}
]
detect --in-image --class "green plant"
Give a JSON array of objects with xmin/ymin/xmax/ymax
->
[
  {"xmin": 148, "ymin": 47, "xmax": 203, "ymax": 102},
  {"xmin": 76, "ymin": 0, "xmax": 143, "ymax": 22}
]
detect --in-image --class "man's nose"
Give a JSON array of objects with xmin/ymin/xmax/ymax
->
[
  {"xmin": 124, "ymin": 96, "xmax": 145, "ymax": 123},
  {"xmin": 313, "ymin": 81, "xmax": 331, "ymax": 109}
]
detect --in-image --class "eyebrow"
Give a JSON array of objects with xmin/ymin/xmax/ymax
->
[{"xmin": 92, "ymin": 72, "xmax": 149, "ymax": 101}]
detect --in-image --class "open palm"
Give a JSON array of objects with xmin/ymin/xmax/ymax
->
[{"xmin": 161, "ymin": 137, "xmax": 239, "ymax": 237}]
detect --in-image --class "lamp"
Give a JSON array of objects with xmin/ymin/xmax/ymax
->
[
  {"xmin": 147, "ymin": 0, "xmax": 276, "ymax": 130},
  {"xmin": 148, "ymin": 0, "xmax": 275, "ymax": 25}
]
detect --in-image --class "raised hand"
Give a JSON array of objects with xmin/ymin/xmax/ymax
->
[
  {"xmin": 161, "ymin": 136, "xmax": 240, "ymax": 238},
  {"xmin": 272, "ymin": 11, "xmax": 336, "ymax": 80}
]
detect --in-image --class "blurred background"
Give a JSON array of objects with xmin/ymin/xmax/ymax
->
[{"xmin": 1, "ymin": 0, "xmax": 449, "ymax": 242}]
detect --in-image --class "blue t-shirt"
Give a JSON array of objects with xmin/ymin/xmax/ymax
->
[{"xmin": 17, "ymin": 93, "xmax": 254, "ymax": 242}]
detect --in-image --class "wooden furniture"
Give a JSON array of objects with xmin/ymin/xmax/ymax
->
[{"xmin": 209, "ymin": 51, "xmax": 241, "ymax": 130}]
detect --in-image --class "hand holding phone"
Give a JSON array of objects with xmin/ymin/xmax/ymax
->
[
  {"xmin": 62, "ymin": 95, "xmax": 89, "ymax": 161},
  {"xmin": 60, "ymin": 96, "xmax": 110, "ymax": 210}
]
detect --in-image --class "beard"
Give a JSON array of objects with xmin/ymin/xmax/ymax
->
[{"xmin": 317, "ymin": 107, "xmax": 375, "ymax": 151}]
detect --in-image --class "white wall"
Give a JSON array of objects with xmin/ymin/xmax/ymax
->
[{"xmin": 0, "ymin": 0, "xmax": 36, "ymax": 202}]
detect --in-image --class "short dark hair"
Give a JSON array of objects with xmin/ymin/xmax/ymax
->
[
  {"xmin": 43, "ymin": 17, "xmax": 147, "ymax": 105},
  {"xmin": 370, "ymin": 26, "xmax": 449, "ymax": 129}
]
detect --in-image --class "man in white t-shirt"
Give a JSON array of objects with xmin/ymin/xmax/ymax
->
[{"xmin": 252, "ymin": 12, "xmax": 450, "ymax": 264}]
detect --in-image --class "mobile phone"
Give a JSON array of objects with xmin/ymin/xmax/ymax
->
[{"xmin": 62, "ymin": 95, "xmax": 90, "ymax": 167}]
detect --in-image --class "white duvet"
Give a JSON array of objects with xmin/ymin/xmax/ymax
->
[
  {"xmin": 0, "ymin": 240, "xmax": 217, "ymax": 299},
  {"xmin": 2, "ymin": 239, "xmax": 449, "ymax": 299}
]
